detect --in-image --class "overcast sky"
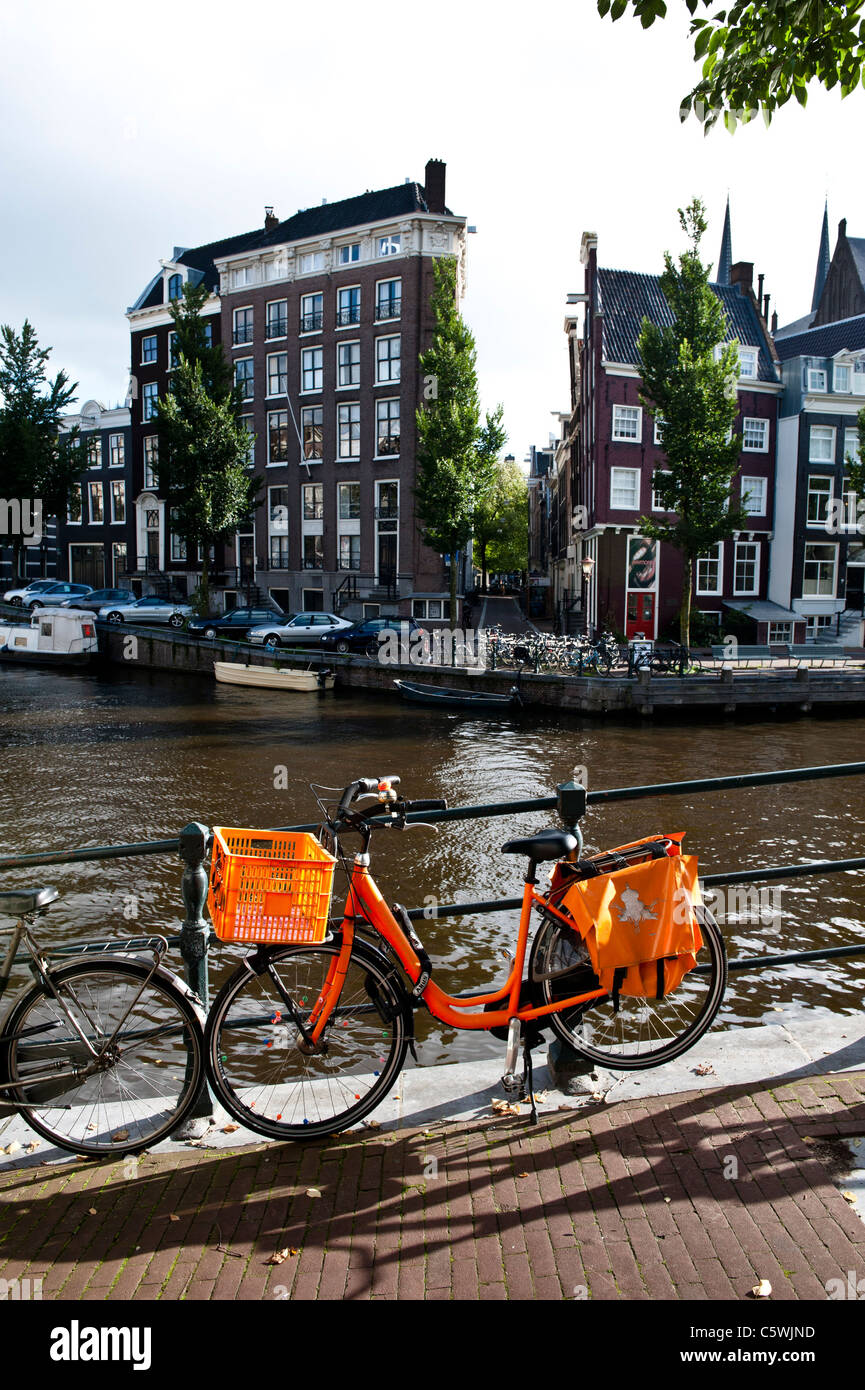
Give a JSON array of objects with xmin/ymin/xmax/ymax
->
[{"xmin": 2, "ymin": 1, "xmax": 863, "ymax": 462}]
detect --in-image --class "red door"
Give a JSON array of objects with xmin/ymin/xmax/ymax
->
[{"xmin": 626, "ymin": 592, "xmax": 655, "ymax": 640}]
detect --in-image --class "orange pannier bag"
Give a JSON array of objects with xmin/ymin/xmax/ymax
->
[{"xmin": 558, "ymin": 834, "xmax": 703, "ymax": 1006}]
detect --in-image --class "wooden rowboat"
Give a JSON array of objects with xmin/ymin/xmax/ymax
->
[
  {"xmin": 214, "ymin": 661, "xmax": 334, "ymax": 692},
  {"xmin": 394, "ymin": 679, "xmax": 523, "ymax": 711}
]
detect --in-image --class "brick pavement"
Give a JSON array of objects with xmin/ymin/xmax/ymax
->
[{"xmin": 1, "ymin": 1070, "xmax": 863, "ymax": 1302}]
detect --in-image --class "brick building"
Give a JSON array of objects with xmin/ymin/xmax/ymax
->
[
  {"xmin": 56, "ymin": 401, "xmax": 133, "ymax": 589},
  {"xmin": 125, "ymin": 159, "xmax": 468, "ymax": 621}
]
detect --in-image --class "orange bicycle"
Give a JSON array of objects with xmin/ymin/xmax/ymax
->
[{"xmin": 203, "ymin": 776, "xmax": 726, "ymax": 1140}]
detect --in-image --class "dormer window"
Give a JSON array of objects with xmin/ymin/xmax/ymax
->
[
  {"xmin": 833, "ymin": 362, "xmax": 852, "ymax": 393},
  {"xmin": 807, "ymin": 367, "xmax": 828, "ymax": 393},
  {"xmin": 168, "ymin": 273, "xmax": 183, "ymax": 302},
  {"xmin": 714, "ymin": 343, "xmax": 758, "ymax": 379}
]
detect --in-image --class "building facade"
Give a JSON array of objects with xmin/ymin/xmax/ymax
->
[
  {"xmin": 56, "ymin": 401, "xmax": 133, "ymax": 588},
  {"xmin": 572, "ymin": 232, "xmax": 789, "ymax": 644},
  {"xmin": 125, "ymin": 160, "xmax": 467, "ymax": 621}
]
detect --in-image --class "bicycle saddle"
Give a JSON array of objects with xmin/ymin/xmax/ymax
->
[
  {"xmin": 500, "ymin": 829, "xmax": 577, "ymax": 862},
  {"xmin": 0, "ymin": 887, "xmax": 58, "ymax": 916}
]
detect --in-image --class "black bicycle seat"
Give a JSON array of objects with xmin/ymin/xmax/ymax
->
[
  {"xmin": 0, "ymin": 887, "xmax": 59, "ymax": 916},
  {"xmin": 500, "ymin": 829, "xmax": 577, "ymax": 862}
]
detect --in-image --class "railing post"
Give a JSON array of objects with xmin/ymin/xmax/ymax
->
[{"xmin": 174, "ymin": 821, "xmax": 217, "ymax": 1133}]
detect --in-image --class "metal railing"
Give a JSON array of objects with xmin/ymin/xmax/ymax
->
[{"xmin": 2, "ymin": 761, "xmax": 865, "ymax": 1019}]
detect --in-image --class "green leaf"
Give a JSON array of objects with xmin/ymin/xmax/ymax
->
[{"xmin": 610, "ymin": 0, "xmax": 628, "ymax": 19}]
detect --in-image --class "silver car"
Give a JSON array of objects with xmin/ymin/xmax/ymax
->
[
  {"xmin": 98, "ymin": 595, "xmax": 193, "ymax": 628},
  {"xmin": 248, "ymin": 611, "xmax": 353, "ymax": 649}
]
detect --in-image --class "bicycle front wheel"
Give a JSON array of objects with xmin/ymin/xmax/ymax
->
[
  {"xmin": 529, "ymin": 907, "xmax": 727, "ymax": 1070},
  {"xmin": 205, "ymin": 941, "xmax": 409, "ymax": 1141},
  {"xmin": 1, "ymin": 957, "xmax": 204, "ymax": 1156}
]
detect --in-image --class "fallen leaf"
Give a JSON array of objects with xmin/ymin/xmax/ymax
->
[
  {"xmin": 88, "ymin": 1207, "xmax": 97, "ymax": 1215},
  {"xmin": 1, "ymin": 1142, "xmax": 21, "ymax": 1155},
  {"xmin": 168, "ymin": 1214, "xmax": 180, "ymax": 1222},
  {"xmin": 751, "ymin": 1279, "xmax": 772, "ymax": 1298},
  {"xmin": 362, "ymin": 1120, "xmax": 380, "ymax": 1130},
  {"xmin": 664, "ymin": 1197, "xmax": 672, "ymax": 1204},
  {"xmin": 305, "ymin": 1187, "xmax": 322, "ymax": 1199},
  {"xmin": 533, "ymin": 1091, "xmax": 548, "ymax": 1104},
  {"xmin": 393, "ymin": 1094, "xmax": 401, "ymax": 1100},
  {"xmin": 771, "ymin": 1006, "xmax": 784, "ymax": 1012},
  {"xmin": 841, "ymin": 1190, "xmax": 858, "ymax": 1204},
  {"xmin": 25, "ymin": 1142, "xmax": 39, "ymax": 1153},
  {"xmin": 692, "ymin": 1063, "xmax": 715, "ymax": 1076},
  {"xmin": 590, "ymin": 1091, "xmax": 606, "ymax": 1102},
  {"xmin": 111, "ymin": 1130, "xmax": 129, "ymax": 1143},
  {"xmin": 222, "ymin": 1124, "xmax": 239, "ymax": 1134},
  {"xmin": 516, "ymin": 1171, "xmax": 530, "ymax": 1179},
  {"xmin": 86, "ymin": 1123, "xmax": 96, "ymax": 1132},
  {"xmin": 266, "ymin": 1247, "xmax": 299, "ymax": 1265}
]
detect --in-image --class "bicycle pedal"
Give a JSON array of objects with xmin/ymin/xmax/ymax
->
[{"xmin": 500, "ymin": 1071, "xmax": 520, "ymax": 1094}]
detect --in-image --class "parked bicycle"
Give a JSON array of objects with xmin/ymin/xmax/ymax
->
[
  {"xmin": 203, "ymin": 777, "xmax": 726, "ymax": 1141},
  {"xmin": 0, "ymin": 887, "xmax": 205, "ymax": 1156}
]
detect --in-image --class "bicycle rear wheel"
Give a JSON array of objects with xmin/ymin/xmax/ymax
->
[
  {"xmin": 1, "ymin": 957, "xmax": 204, "ymax": 1156},
  {"xmin": 205, "ymin": 941, "xmax": 409, "ymax": 1141},
  {"xmin": 529, "ymin": 907, "xmax": 726, "ymax": 1069}
]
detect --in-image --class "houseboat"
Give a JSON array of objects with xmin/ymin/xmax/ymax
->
[{"xmin": 0, "ymin": 608, "xmax": 99, "ymax": 667}]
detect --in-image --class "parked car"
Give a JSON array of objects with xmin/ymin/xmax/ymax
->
[
  {"xmin": 58, "ymin": 588, "xmax": 137, "ymax": 612},
  {"xmin": 248, "ymin": 612, "xmax": 353, "ymax": 649},
  {"xmin": 319, "ymin": 616, "xmax": 424, "ymax": 655},
  {"xmin": 25, "ymin": 582, "xmax": 94, "ymax": 610},
  {"xmin": 2, "ymin": 579, "xmax": 63, "ymax": 606},
  {"xmin": 99, "ymin": 595, "xmax": 193, "ymax": 627},
  {"xmin": 186, "ymin": 605, "xmax": 286, "ymax": 641}
]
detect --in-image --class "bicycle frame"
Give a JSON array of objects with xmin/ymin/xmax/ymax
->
[{"xmin": 305, "ymin": 856, "xmax": 607, "ymax": 1042}]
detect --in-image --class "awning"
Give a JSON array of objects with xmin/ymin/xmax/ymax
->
[{"xmin": 723, "ymin": 600, "xmax": 800, "ymax": 622}]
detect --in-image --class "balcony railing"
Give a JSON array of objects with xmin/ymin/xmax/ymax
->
[
  {"xmin": 336, "ymin": 307, "xmax": 361, "ymax": 327},
  {"xmin": 300, "ymin": 312, "xmax": 323, "ymax": 332},
  {"xmin": 265, "ymin": 318, "xmax": 288, "ymax": 339},
  {"xmin": 375, "ymin": 299, "xmax": 401, "ymax": 321},
  {"xmin": 232, "ymin": 326, "xmax": 254, "ymax": 345}
]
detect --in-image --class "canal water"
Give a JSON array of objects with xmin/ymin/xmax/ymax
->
[{"xmin": 1, "ymin": 663, "xmax": 864, "ymax": 1064}]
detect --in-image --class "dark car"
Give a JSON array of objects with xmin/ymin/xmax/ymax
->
[
  {"xmin": 319, "ymin": 616, "xmax": 423, "ymax": 655},
  {"xmin": 186, "ymin": 605, "xmax": 286, "ymax": 641},
  {"xmin": 59, "ymin": 588, "xmax": 137, "ymax": 612}
]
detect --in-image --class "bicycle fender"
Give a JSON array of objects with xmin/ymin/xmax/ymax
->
[{"xmin": 60, "ymin": 953, "xmax": 207, "ymax": 1026}]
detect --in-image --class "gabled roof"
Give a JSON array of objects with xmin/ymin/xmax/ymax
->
[
  {"xmin": 773, "ymin": 311, "xmax": 865, "ymax": 361},
  {"xmin": 848, "ymin": 237, "xmax": 865, "ymax": 291},
  {"xmin": 597, "ymin": 268, "xmax": 778, "ymax": 382},
  {"xmin": 130, "ymin": 180, "xmax": 454, "ymax": 314}
]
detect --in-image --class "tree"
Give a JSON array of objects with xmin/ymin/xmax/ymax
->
[
  {"xmin": 0, "ymin": 321, "xmax": 79, "ymax": 579},
  {"xmin": 155, "ymin": 286, "xmax": 260, "ymax": 614},
  {"xmin": 637, "ymin": 198, "xmax": 748, "ymax": 646},
  {"xmin": 598, "ymin": 0, "xmax": 865, "ymax": 131},
  {"xmin": 473, "ymin": 456, "xmax": 528, "ymax": 589},
  {"xmin": 847, "ymin": 407, "xmax": 865, "ymax": 501},
  {"xmin": 415, "ymin": 257, "xmax": 506, "ymax": 629}
]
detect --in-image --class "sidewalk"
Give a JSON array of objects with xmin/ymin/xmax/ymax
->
[{"xmin": 1, "ymin": 1066, "xmax": 863, "ymax": 1301}]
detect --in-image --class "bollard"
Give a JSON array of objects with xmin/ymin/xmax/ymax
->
[{"xmin": 174, "ymin": 821, "xmax": 217, "ymax": 1132}]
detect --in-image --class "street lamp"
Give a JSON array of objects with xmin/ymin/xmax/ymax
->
[{"xmin": 580, "ymin": 555, "xmax": 595, "ymax": 637}]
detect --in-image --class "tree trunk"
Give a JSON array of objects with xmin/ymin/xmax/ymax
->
[
  {"xmin": 198, "ymin": 562, "xmax": 210, "ymax": 618},
  {"xmin": 680, "ymin": 554, "xmax": 692, "ymax": 647},
  {"xmin": 480, "ymin": 541, "xmax": 488, "ymax": 594},
  {"xmin": 12, "ymin": 537, "xmax": 23, "ymax": 582},
  {"xmin": 449, "ymin": 548, "xmax": 458, "ymax": 637}
]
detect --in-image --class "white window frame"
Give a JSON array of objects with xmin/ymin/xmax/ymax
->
[
  {"xmin": 337, "ymin": 340, "xmax": 361, "ymax": 389},
  {"xmin": 301, "ymin": 405, "xmax": 323, "ymax": 462},
  {"xmin": 610, "ymin": 467, "xmax": 640, "ymax": 510},
  {"xmin": 696, "ymin": 543, "xmax": 723, "ymax": 596},
  {"xmin": 300, "ymin": 292, "xmax": 323, "ymax": 334},
  {"xmin": 809, "ymin": 425, "xmax": 835, "ymax": 463},
  {"xmin": 337, "ymin": 403, "xmax": 360, "ymax": 460},
  {"xmin": 141, "ymin": 335, "xmax": 158, "ymax": 365},
  {"xmin": 375, "ymin": 335, "xmax": 401, "ymax": 385},
  {"xmin": 234, "ymin": 358, "xmax": 254, "ymax": 401},
  {"xmin": 299, "ymin": 250, "xmax": 325, "ymax": 275},
  {"xmin": 807, "ymin": 367, "xmax": 828, "ymax": 393},
  {"xmin": 376, "ymin": 278, "xmax": 401, "ymax": 322},
  {"xmin": 109, "ymin": 433, "xmax": 125, "ymax": 468},
  {"xmin": 737, "ymin": 347, "xmax": 758, "ymax": 379},
  {"xmin": 378, "ymin": 234, "xmax": 401, "ymax": 257},
  {"xmin": 651, "ymin": 470, "xmax": 672, "ymax": 512},
  {"xmin": 833, "ymin": 361, "xmax": 852, "ymax": 394},
  {"xmin": 338, "ymin": 481, "xmax": 361, "ymax": 521},
  {"xmin": 240, "ymin": 414, "xmax": 255, "ymax": 468},
  {"xmin": 232, "ymin": 266, "xmax": 254, "ymax": 289},
  {"xmin": 742, "ymin": 417, "xmax": 769, "ymax": 452},
  {"xmin": 141, "ymin": 382, "xmax": 158, "ymax": 422},
  {"xmin": 301, "ymin": 346, "xmax": 323, "ymax": 394},
  {"xmin": 740, "ymin": 475, "xmax": 767, "ymax": 517},
  {"xmin": 653, "ymin": 418, "xmax": 666, "ymax": 446},
  {"xmin": 88, "ymin": 481, "xmax": 104, "ymax": 525},
  {"xmin": 232, "ymin": 306, "xmax": 254, "ymax": 347},
  {"xmin": 733, "ymin": 540, "xmax": 759, "ymax": 596},
  {"xmin": 67, "ymin": 483, "xmax": 83, "ymax": 525},
  {"xmin": 611, "ymin": 404, "xmax": 642, "ymax": 443},
  {"xmin": 843, "ymin": 477, "xmax": 859, "ymax": 530},
  {"xmin": 806, "ymin": 474, "xmax": 833, "ymax": 525},
  {"xmin": 338, "ymin": 243, "xmax": 360, "ymax": 265},
  {"xmin": 110, "ymin": 480, "xmax": 126, "ymax": 524},
  {"xmin": 844, "ymin": 428, "xmax": 860, "ymax": 467},
  {"xmin": 87, "ymin": 437, "xmax": 102, "ymax": 469},
  {"xmin": 336, "ymin": 286, "xmax": 361, "ymax": 329},
  {"xmin": 803, "ymin": 543, "xmax": 838, "ymax": 597},
  {"xmin": 266, "ymin": 352, "xmax": 288, "ymax": 398},
  {"xmin": 266, "ymin": 299, "xmax": 288, "ymax": 340},
  {"xmin": 768, "ymin": 622, "xmax": 793, "ymax": 644},
  {"xmin": 143, "ymin": 436, "xmax": 159, "ymax": 489},
  {"xmin": 267, "ymin": 410, "xmax": 289, "ymax": 466},
  {"xmin": 375, "ymin": 398, "xmax": 400, "ymax": 458}
]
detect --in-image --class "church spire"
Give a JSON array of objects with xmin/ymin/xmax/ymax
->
[
  {"xmin": 717, "ymin": 195, "xmax": 732, "ymax": 285},
  {"xmin": 811, "ymin": 199, "xmax": 830, "ymax": 312}
]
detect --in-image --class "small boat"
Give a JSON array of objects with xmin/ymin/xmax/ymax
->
[
  {"xmin": 0, "ymin": 607, "xmax": 98, "ymax": 667},
  {"xmin": 394, "ymin": 679, "xmax": 523, "ymax": 711},
  {"xmin": 214, "ymin": 660, "xmax": 334, "ymax": 692}
]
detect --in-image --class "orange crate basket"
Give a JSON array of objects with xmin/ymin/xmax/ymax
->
[{"xmin": 207, "ymin": 826, "xmax": 336, "ymax": 944}]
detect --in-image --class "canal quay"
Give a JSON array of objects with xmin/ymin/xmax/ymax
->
[{"xmin": 1, "ymin": 659, "xmax": 864, "ymax": 1311}]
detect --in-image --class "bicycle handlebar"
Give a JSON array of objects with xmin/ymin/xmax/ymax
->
[{"xmin": 337, "ymin": 776, "xmax": 401, "ymax": 816}]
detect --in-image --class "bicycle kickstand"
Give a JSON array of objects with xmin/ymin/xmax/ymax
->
[{"xmin": 520, "ymin": 1035, "xmax": 539, "ymax": 1126}]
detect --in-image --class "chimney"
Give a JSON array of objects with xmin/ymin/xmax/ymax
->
[
  {"xmin": 763, "ymin": 292, "xmax": 770, "ymax": 322},
  {"xmin": 757, "ymin": 272, "xmax": 764, "ymax": 307},
  {"xmin": 771, "ymin": 309, "xmax": 778, "ymax": 333},
  {"xmin": 839, "ymin": 217, "xmax": 847, "ymax": 240},
  {"xmin": 424, "ymin": 158, "xmax": 446, "ymax": 214},
  {"xmin": 730, "ymin": 260, "xmax": 754, "ymax": 293},
  {"xmin": 264, "ymin": 206, "xmax": 278, "ymax": 231}
]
